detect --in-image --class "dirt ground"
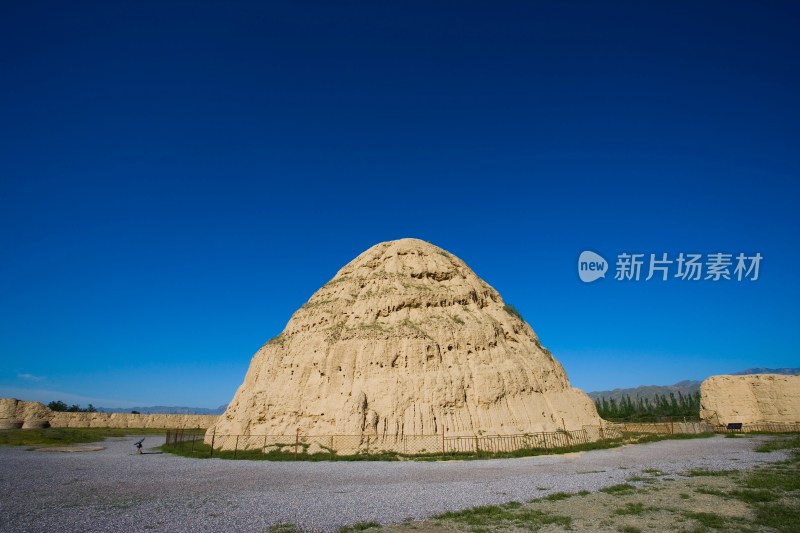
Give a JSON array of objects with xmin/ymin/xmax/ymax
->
[{"xmin": 379, "ymin": 464, "xmax": 797, "ymax": 533}]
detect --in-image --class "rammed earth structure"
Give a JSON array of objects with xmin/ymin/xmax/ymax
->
[{"xmin": 209, "ymin": 239, "xmax": 601, "ymax": 445}]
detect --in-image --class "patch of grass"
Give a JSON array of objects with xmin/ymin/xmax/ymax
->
[
  {"xmin": 695, "ymin": 487, "xmax": 727, "ymax": 497},
  {"xmin": 642, "ymin": 468, "xmax": 664, "ymax": 476},
  {"xmin": 618, "ymin": 527, "xmax": 642, "ymax": 533},
  {"xmin": 626, "ymin": 475, "xmax": 648, "ymax": 482},
  {"xmin": 613, "ymin": 503, "xmax": 653, "ymax": 516},
  {"xmin": 502, "ymin": 305, "xmax": 524, "ymax": 321},
  {"xmin": 729, "ymin": 489, "xmax": 776, "ymax": 504},
  {"xmin": 683, "ymin": 511, "xmax": 727, "ymax": 529},
  {"xmin": 269, "ymin": 523, "xmax": 303, "ymax": 533},
  {"xmin": 435, "ymin": 502, "xmax": 571, "ymax": 530},
  {"xmin": 543, "ymin": 492, "xmax": 573, "ymax": 501},
  {"xmin": 626, "ymin": 433, "xmax": 715, "ymax": 447},
  {"xmin": 337, "ymin": 522, "xmax": 381, "ymax": 533},
  {"xmin": 577, "ymin": 490, "xmax": 590, "ymax": 496},
  {"xmin": 435, "ymin": 501, "xmax": 521, "ymax": 524},
  {"xmin": 600, "ymin": 484, "xmax": 637, "ymax": 495},
  {"xmin": 685, "ymin": 469, "xmax": 737, "ymax": 477},
  {"xmin": 754, "ymin": 435, "xmax": 800, "ymax": 453},
  {"xmin": 753, "ymin": 502, "xmax": 800, "ymax": 533},
  {"xmin": 0, "ymin": 427, "xmax": 166, "ymax": 447},
  {"xmin": 266, "ymin": 334, "xmax": 285, "ymax": 345},
  {"xmin": 679, "ymin": 493, "xmax": 691, "ymax": 499},
  {"xmin": 743, "ymin": 464, "xmax": 800, "ymax": 492}
]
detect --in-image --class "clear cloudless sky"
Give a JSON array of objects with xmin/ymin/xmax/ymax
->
[{"xmin": 1, "ymin": 1, "xmax": 798, "ymax": 408}]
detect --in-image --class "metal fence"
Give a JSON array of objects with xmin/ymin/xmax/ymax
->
[
  {"xmin": 165, "ymin": 425, "xmax": 629, "ymax": 459},
  {"xmin": 713, "ymin": 422, "xmax": 800, "ymax": 433},
  {"xmin": 614, "ymin": 421, "xmax": 714, "ymax": 435},
  {"xmin": 163, "ymin": 419, "xmax": 799, "ymax": 460}
]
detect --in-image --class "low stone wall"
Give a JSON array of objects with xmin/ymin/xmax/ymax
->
[
  {"xmin": 0, "ymin": 398, "xmax": 218, "ymax": 429},
  {"xmin": 50, "ymin": 412, "xmax": 218, "ymax": 429}
]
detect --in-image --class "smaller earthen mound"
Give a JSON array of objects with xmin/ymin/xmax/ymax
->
[
  {"xmin": 700, "ymin": 374, "xmax": 800, "ymax": 426},
  {"xmin": 0, "ymin": 399, "xmax": 51, "ymax": 429}
]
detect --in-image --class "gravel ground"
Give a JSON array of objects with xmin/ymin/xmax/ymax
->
[{"xmin": 0, "ymin": 434, "xmax": 790, "ymax": 533}]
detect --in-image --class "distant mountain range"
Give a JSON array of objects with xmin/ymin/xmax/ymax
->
[
  {"xmin": 586, "ymin": 368, "xmax": 799, "ymax": 402},
  {"xmin": 97, "ymin": 405, "xmax": 227, "ymax": 415}
]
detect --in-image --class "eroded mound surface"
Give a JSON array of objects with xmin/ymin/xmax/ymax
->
[{"xmin": 211, "ymin": 238, "xmax": 600, "ymax": 439}]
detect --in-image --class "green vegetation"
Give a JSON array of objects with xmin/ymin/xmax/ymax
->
[
  {"xmin": 435, "ymin": 501, "xmax": 572, "ymax": 530},
  {"xmin": 0, "ymin": 427, "xmax": 165, "ymax": 447},
  {"xmin": 600, "ymin": 484, "xmax": 637, "ymax": 495},
  {"xmin": 617, "ymin": 526, "xmax": 642, "ymax": 533},
  {"xmin": 337, "ymin": 522, "xmax": 381, "ymax": 533},
  {"xmin": 47, "ymin": 400, "xmax": 97, "ymax": 412},
  {"xmin": 683, "ymin": 511, "xmax": 727, "ymax": 529},
  {"xmin": 595, "ymin": 390, "xmax": 701, "ymax": 421},
  {"xmin": 542, "ymin": 492, "xmax": 573, "ymax": 501},
  {"xmin": 502, "ymin": 304, "xmax": 523, "ymax": 321},
  {"xmin": 613, "ymin": 502, "xmax": 656, "ymax": 516},
  {"xmin": 754, "ymin": 434, "xmax": 800, "ymax": 453},
  {"xmin": 266, "ymin": 334, "xmax": 285, "ymax": 345},
  {"xmin": 754, "ymin": 503, "xmax": 800, "ymax": 533},
  {"xmin": 685, "ymin": 469, "xmax": 737, "ymax": 477}
]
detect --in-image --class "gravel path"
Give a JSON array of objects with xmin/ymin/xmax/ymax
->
[{"xmin": 0, "ymin": 435, "xmax": 789, "ymax": 533}]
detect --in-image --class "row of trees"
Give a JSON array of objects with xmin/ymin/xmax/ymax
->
[
  {"xmin": 47, "ymin": 400, "xmax": 97, "ymax": 413},
  {"xmin": 594, "ymin": 391, "xmax": 701, "ymax": 421}
]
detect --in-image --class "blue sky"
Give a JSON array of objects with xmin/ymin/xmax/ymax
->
[{"xmin": 1, "ymin": 2, "xmax": 798, "ymax": 408}]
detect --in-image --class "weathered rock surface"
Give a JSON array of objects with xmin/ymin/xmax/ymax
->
[
  {"xmin": 0, "ymin": 398, "xmax": 52, "ymax": 429},
  {"xmin": 700, "ymin": 374, "xmax": 800, "ymax": 425},
  {"xmin": 0, "ymin": 398, "xmax": 217, "ymax": 429},
  {"xmin": 210, "ymin": 238, "xmax": 600, "ymax": 442}
]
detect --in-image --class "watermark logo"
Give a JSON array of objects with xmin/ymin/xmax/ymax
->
[
  {"xmin": 578, "ymin": 250, "xmax": 762, "ymax": 283},
  {"xmin": 578, "ymin": 251, "xmax": 607, "ymax": 283}
]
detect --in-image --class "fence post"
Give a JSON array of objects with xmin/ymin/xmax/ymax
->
[
  {"xmin": 442, "ymin": 428, "xmax": 445, "ymax": 456},
  {"xmin": 234, "ymin": 435, "xmax": 239, "ymax": 459},
  {"xmin": 210, "ymin": 428, "xmax": 215, "ymax": 458},
  {"xmin": 295, "ymin": 428, "xmax": 299, "ymax": 460}
]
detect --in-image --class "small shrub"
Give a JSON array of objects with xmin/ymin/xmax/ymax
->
[
  {"xmin": 502, "ymin": 304, "xmax": 523, "ymax": 321},
  {"xmin": 543, "ymin": 492, "xmax": 572, "ymax": 501},
  {"xmin": 600, "ymin": 484, "xmax": 637, "ymax": 495}
]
